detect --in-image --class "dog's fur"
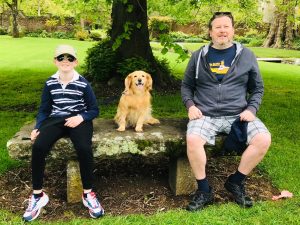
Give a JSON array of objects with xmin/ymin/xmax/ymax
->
[{"xmin": 114, "ymin": 71, "xmax": 160, "ymax": 132}]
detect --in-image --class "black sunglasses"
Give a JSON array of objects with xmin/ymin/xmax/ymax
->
[
  {"xmin": 213, "ymin": 12, "xmax": 232, "ymax": 16},
  {"xmin": 55, "ymin": 54, "xmax": 76, "ymax": 62}
]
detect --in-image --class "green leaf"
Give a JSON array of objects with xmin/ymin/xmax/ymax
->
[
  {"xmin": 127, "ymin": 4, "xmax": 133, "ymax": 12},
  {"xmin": 136, "ymin": 22, "xmax": 142, "ymax": 29},
  {"xmin": 161, "ymin": 48, "xmax": 168, "ymax": 54}
]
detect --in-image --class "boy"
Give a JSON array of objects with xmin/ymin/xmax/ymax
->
[{"xmin": 23, "ymin": 44, "xmax": 104, "ymax": 221}]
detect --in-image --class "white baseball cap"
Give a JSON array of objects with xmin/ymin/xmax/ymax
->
[{"xmin": 54, "ymin": 44, "xmax": 77, "ymax": 58}]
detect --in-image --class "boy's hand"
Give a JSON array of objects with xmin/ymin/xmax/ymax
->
[
  {"xmin": 240, "ymin": 109, "xmax": 255, "ymax": 122},
  {"xmin": 31, "ymin": 129, "xmax": 40, "ymax": 141},
  {"xmin": 64, "ymin": 115, "xmax": 84, "ymax": 128}
]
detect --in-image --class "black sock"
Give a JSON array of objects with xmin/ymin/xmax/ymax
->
[
  {"xmin": 33, "ymin": 192, "xmax": 43, "ymax": 199},
  {"xmin": 196, "ymin": 177, "xmax": 210, "ymax": 193},
  {"xmin": 228, "ymin": 170, "xmax": 246, "ymax": 185}
]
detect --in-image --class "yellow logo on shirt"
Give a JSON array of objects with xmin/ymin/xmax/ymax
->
[{"xmin": 209, "ymin": 60, "xmax": 229, "ymax": 74}]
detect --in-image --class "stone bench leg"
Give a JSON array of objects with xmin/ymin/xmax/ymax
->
[
  {"xmin": 169, "ymin": 156, "xmax": 197, "ymax": 195},
  {"xmin": 67, "ymin": 160, "xmax": 83, "ymax": 203}
]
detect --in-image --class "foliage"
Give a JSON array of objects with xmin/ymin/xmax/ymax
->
[
  {"xmin": 116, "ymin": 56, "xmax": 154, "ymax": 79},
  {"xmin": 20, "ymin": 0, "xmax": 73, "ymax": 17},
  {"xmin": 292, "ymin": 37, "xmax": 300, "ymax": 50},
  {"xmin": 0, "ymin": 27, "xmax": 8, "ymax": 35},
  {"xmin": 74, "ymin": 30, "xmax": 89, "ymax": 41},
  {"xmin": 168, "ymin": 31, "xmax": 205, "ymax": 42},
  {"xmin": 248, "ymin": 38, "xmax": 264, "ymax": 47},
  {"xmin": 149, "ymin": 16, "xmax": 173, "ymax": 39},
  {"xmin": 84, "ymin": 39, "xmax": 116, "ymax": 82},
  {"xmin": 112, "ymin": 21, "xmax": 136, "ymax": 50},
  {"xmin": 45, "ymin": 18, "xmax": 59, "ymax": 32},
  {"xmin": 159, "ymin": 34, "xmax": 189, "ymax": 62},
  {"xmin": 57, "ymin": 0, "xmax": 111, "ymax": 29},
  {"xmin": 155, "ymin": 57, "xmax": 172, "ymax": 79}
]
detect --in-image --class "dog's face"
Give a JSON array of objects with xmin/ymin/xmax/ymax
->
[{"xmin": 124, "ymin": 71, "xmax": 153, "ymax": 92}]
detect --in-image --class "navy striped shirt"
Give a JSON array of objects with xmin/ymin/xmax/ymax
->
[{"xmin": 35, "ymin": 70, "xmax": 99, "ymax": 129}]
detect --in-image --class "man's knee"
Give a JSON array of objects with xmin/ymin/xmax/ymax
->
[
  {"xmin": 250, "ymin": 132, "xmax": 271, "ymax": 154},
  {"xmin": 186, "ymin": 134, "xmax": 206, "ymax": 152}
]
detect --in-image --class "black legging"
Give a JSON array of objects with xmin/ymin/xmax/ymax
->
[{"xmin": 31, "ymin": 117, "xmax": 94, "ymax": 190}]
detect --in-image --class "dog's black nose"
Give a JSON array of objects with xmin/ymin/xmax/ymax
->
[{"xmin": 138, "ymin": 79, "xmax": 142, "ymax": 82}]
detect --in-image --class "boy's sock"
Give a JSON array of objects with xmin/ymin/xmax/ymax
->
[
  {"xmin": 83, "ymin": 191, "xmax": 92, "ymax": 198},
  {"xmin": 33, "ymin": 192, "xmax": 43, "ymax": 199},
  {"xmin": 228, "ymin": 170, "xmax": 246, "ymax": 185},
  {"xmin": 196, "ymin": 177, "xmax": 210, "ymax": 193}
]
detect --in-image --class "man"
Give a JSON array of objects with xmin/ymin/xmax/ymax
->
[{"xmin": 181, "ymin": 12, "xmax": 271, "ymax": 211}]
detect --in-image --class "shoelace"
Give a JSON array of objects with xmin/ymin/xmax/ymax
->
[
  {"xmin": 86, "ymin": 192, "xmax": 99, "ymax": 208},
  {"xmin": 193, "ymin": 191, "xmax": 206, "ymax": 202},
  {"xmin": 26, "ymin": 196, "xmax": 37, "ymax": 211}
]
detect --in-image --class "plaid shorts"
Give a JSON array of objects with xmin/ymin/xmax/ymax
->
[{"xmin": 187, "ymin": 115, "xmax": 270, "ymax": 145}]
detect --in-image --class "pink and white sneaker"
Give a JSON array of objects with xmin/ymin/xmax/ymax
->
[
  {"xmin": 23, "ymin": 192, "xmax": 49, "ymax": 222},
  {"xmin": 82, "ymin": 191, "xmax": 104, "ymax": 218}
]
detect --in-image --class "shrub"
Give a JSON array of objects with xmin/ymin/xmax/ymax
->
[
  {"xmin": 89, "ymin": 29, "xmax": 107, "ymax": 41},
  {"xmin": 292, "ymin": 38, "xmax": 300, "ymax": 50},
  {"xmin": 45, "ymin": 19, "xmax": 59, "ymax": 32},
  {"xmin": 75, "ymin": 30, "xmax": 89, "ymax": 41},
  {"xmin": 235, "ymin": 35, "xmax": 252, "ymax": 44},
  {"xmin": 84, "ymin": 39, "xmax": 116, "ymax": 82},
  {"xmin": 89, "ymin": 31, "xmax": 102, "ymax": 41},
  {"xmin": 116, "ymin": 57, "xmax": 154, "ymax": 79},
  {"xmin": 0, "ymin": 27, "xmax": 8, "ymax": 35},
  {"xmin": 52, "ymin": 31, "xmax": 74, "ymax": 39},
  {"xmin": 169, "ymin": 31, "xmax": 188, "ymax": 42},
  {"xmin": 248, "ymin": 38, "xmax": 264, "ymax": 47},
  {"xmin": 185, "ymin": 37, "xmax": 204, "ymax": 43}
]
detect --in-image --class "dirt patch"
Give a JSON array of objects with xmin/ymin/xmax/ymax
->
[{"xmin": 0, "ymin": 157, "xmax": 278, "ymax": 221}]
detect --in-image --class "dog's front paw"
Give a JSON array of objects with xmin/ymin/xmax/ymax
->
[
  {"xmin": 117, "ymin": 126, "xmax": 126, "ymax": 132},
  {"xmin": 135, "ymin": 127, "xmax": 143, "ymax": 132},
  {"xmin": 147, "ymin": 118, "xmax": 160, "ymax": 124}
]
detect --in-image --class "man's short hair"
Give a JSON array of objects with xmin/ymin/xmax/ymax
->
[{"xmin": 208, "ymin": 12, "xmax": 234, "ymax": 30}]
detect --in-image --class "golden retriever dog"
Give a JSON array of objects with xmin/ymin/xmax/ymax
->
[{"xmin": 114, "ymin": 70, "xmax": 160, "ymax": 132}]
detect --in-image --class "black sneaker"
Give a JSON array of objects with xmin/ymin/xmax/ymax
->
[
  {"xmin": 186, "ymin": 187, "xmax": 214, "ymax": 211},
  {"xmin": 224, "ymin": 179, "xmax": 253, "ymax": 207}
]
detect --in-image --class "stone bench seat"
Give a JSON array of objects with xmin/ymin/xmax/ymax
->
[{"xmin": 7, "ymin": 118, "xmax": 226, "ymax": 202}]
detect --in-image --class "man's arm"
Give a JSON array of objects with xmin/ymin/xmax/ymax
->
[
  {"xmin": 181, "ymin": 51, "xmax": 198, "ymax": 110},
  {"xmin": 246, "ymin": 52, "xmax": 264, "ymax": 115}
]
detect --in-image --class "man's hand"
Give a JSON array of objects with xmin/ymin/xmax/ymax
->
[
  {"xmin": 188, "ymin": 105, "xmax": 203, "ymax": 120},
  {"xmin": 30, "ymin": 129, "xmax": 40, "ymax": 142},
  {"xmin": 64, "ymin": 115, "xmax": 84, "ymax": 128},
  {"xmin": 240, "ymin": 109, "xmax": 256, "ymax": 122}
]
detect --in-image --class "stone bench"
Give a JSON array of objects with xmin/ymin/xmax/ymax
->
[{"xmin": 7, "ymin": 118, "xmax": 226, "ymax": 203}]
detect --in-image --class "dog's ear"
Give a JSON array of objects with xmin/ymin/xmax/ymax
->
[
  {"xmin": 124, "ymin": 73, "xmax": 133, "ymax": 92},
  {"xmin": 145, "ymin": 73, "xmax": 153, "ymax": 91}
]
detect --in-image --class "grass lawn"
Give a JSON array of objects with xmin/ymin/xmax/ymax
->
[{"xmin": 0, "ymin": 36, "xmax": 299, "ymax": 224}]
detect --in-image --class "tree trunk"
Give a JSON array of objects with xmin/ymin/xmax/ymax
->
[
  {"xmin": 263, "ymin": 0, "xmax": 296, "ymax": 49},
  {"xmin": 6, "ymin": 0, "xmax": 19, "ymax": 38},
  {"xmin": 110, "ymin": 0, "xmax": 174, "ymax": 88}
]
